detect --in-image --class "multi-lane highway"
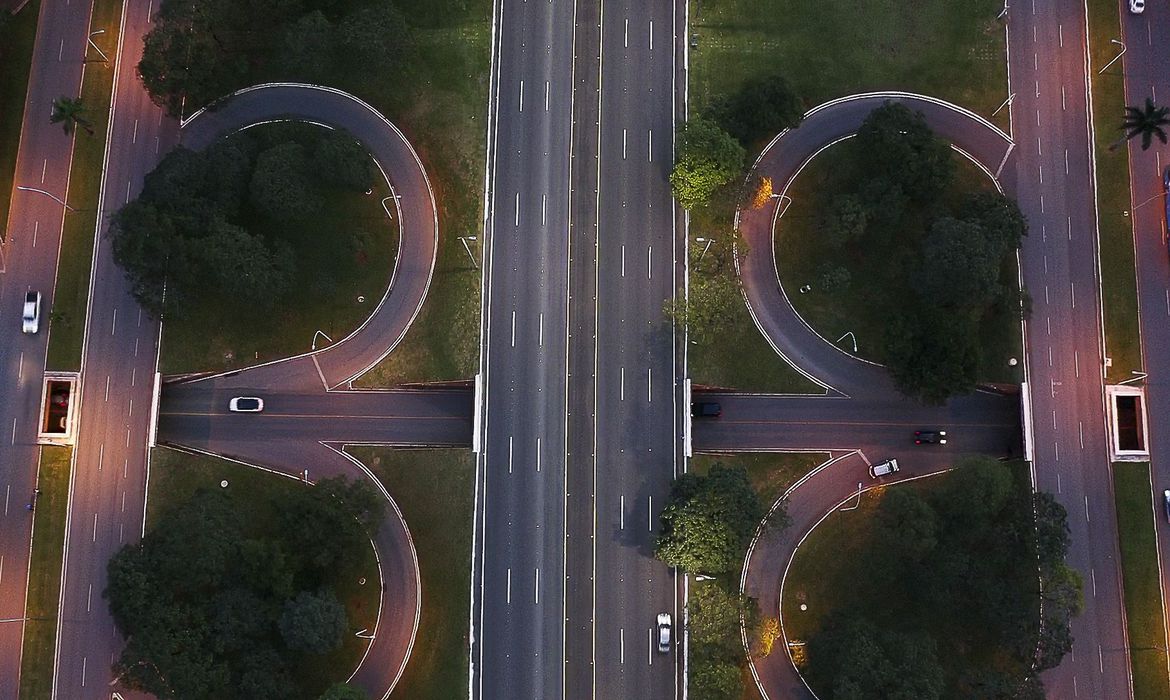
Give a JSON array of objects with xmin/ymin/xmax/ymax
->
[
  {"xmin": 472, "ymin": 0, "xmax": 575, "ymax": 694},
  {"xmin": 51, "ymin": 0, "xmax": 177, "ymax": 694},
  {"xmin": 1119, "ymin": 0, "xmax": 1170, "ymax": 675},
  {"xmin": 0, "ymin": 0, "xmax": 100, "ymax": 695}
]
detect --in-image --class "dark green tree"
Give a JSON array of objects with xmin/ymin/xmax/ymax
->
[
  {"xmin": 807, "ymin": 616, "xmax": 945, "ymax": 700},
  {"xmin": 690, "ymin": 660, "xmax": 742, "ymax": 700},
  {"xmin": 337, "ymin": 3, "xmax": 410, "ymax": 69},
  {"xmin": 1033, "ymin": 491, "xmax": 1072, "ymax": 566},
  {"xmin": 883, "ymin": 309, "xmax": 979, "ymax": 404},
  {"xmin": 236, "ymin": 649, "xmax": 297, "ymax": 700},
  {"xmin": 198, "ymin": 217, "xmax": 295, "ymax": 304},
  {"xmin": 663, "ymin": 273, "xmax": 740, "ymax": 345},
  {"xmin": 313, "ymin": 130, "xmax": 375, "ymax": 192},
  {"xmin": 250, "ymin": 141, "xmax": 322, "ymax": 220},
  {"xmin": 50, "ymin": 96, "xmax": 93, "ymax": 135},
  {"xmin": 688, "ymin": 584, "xmax": 756, "ymax": 661},
  {"xmin": 655, "ymin": 465, "xmax": 766, "ymax": 573},
  {"xmin": 279, "ymin": 10, "xmax": 336, "ymax": 81},
  {"xmin": 319, "ymin": 683, "xmax": 369, "ymax": 700},
  {"xmin": 822, "ymin": 193, "xmax": 867, "ymax": 248},
  {"xmin": 914, "ymin": 217, "xmax": 1003, "ymax": 310},
  {"xmin": 669, "ymin": 117, "xmax": 745, "ymax": 209},
  {"xmin": 708, "ymin": 73, "xmax": 804, "ymax": 146},
  {"xmin": 958, "ymin": 191, "xmax": 1028, "ymax": 254},
  {"xmin": 856, "ymin": 102, "xmax": 954, "ymax": 205},
  {"xmin": 1116, "ymin": 97, "xmax": 1170, "ymax": 151},
  {"xmin": 278, "ymin": 590, "xmax": 348, "ymax": 654}
]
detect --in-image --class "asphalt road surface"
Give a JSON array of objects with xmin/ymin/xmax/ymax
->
[
  {"xmin": 1119, "ymin": 0, "xmax": 1170, "ymax": 673},
  {"xmin": 471, "ymin": 0, "xmax": 575, "ymax": 695},
  {"xmin": 51, "ymin": 0, "xmax": 178, "ymax": 695},
  {"xmin": 0, "ymin": 0, "xmax": 98, "ymax": 695}
]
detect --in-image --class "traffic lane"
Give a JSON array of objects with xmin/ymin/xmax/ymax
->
[
  {"xmin": 694, "ymin": 390, "xmax": 1021, "ymax": 429},
  {"xmin": 160, "ymin": 384, "xmax": 472, "ymax": 418}
]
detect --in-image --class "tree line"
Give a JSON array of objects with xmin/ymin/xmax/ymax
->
[{"xmin": 138, "ymin": 0, "xmax": 411, "ymax": 118}]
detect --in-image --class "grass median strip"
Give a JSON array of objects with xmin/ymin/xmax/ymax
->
[
  {"xmin": 1086, "ymin": 0, "xmax": 1142, "ymax": 382},
  {"xmin": 0, "ymin": 0, "xmax": 40, "ymax": 242},
  {"xmin": 19, "ymin": 445, "xmax": 71, "ymax": 699},
  {"xmin": 45, "ymin": 0, "xmax": 122, "ymax": 371},
  {"xmin": 347, "ymin": 447, "xmax": 474, "ymax": 700},
  {"xmin": 1113, "ymin": 462, "xmax": 1170, "ymax": 700}
]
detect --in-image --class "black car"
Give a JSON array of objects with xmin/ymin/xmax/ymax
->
[
  {"xmin": 692, "ymin": 401, "xmax": 722, "ymax": 418},
  {"xmin": 914, "ymin": 430, "xmax": 947, "ymax": 445}
]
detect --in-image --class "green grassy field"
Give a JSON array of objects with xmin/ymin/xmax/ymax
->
[
  {"xmin": 1087, "ymin": 0, "xmax": 1143, "ymax": 382},
  {"xmin": 774, "ymin": 140, "xmax": 1022, "ymax": 384},
  {"xmin": 45, "ymin": 0, "xmax": 122, "ymax": 370},
  {"xmin": 690, "ymin": 0, "xmax": 1008, "ymax": 131},
  {"xmin": 0, "ymin": 0, "xmax": 39, "ymax": 242},
  {"xmin": 347, "ymin": 447, "xmax": 474, "ymax": 700},
  {"xmin": 147, "ymin": 448, "xmax": 380, "ymax": 694},
  {"xmin": 1113, "ymin": 463, "xmax": 1170, "ymax": 700},
  {"xmin": 692, "ymin": 452, "xmax": 828, "ymax": 507},
  {"xmin": 18, "ymin": 446, "xmax": 72, "ymax": 700}
]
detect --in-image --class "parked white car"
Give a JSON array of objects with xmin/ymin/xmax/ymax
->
[{"xmin": 228, "ymin": 397, "xmax": 264, "ymax": 412}]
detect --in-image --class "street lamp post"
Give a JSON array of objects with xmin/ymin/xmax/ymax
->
[
  {"xmin": 86, "ymin": 29, "xmax": 109, "ymax": 63},
  {"xmin": 1100, "ymin": 39, "xmax": 1126, "ymax": 74},
  {"xmin": 458, "ymin": 235, "xmax": 479, "ymax": 269},
  {"xmin": 694, "ymin": 236, "xmax": 713, "ymax": 264},
  {"xmin": 17, "ymin": 186, "xmax": 74, "ymax": 211}
]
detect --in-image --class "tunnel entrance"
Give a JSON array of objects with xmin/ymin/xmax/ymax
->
[{"xmin": 1107, "ymin": 385, "xmax": 1148, "ymax": 461}]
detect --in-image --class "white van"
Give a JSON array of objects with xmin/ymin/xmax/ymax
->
[{"xmin": 869, "ymin": 458, "xmax": 899, "ymax": 479}]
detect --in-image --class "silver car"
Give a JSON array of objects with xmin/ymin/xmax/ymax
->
[
  {"xmin": 21, "ymin": 291, "xmax": 41, "ymax": 334},
  {"xmin": 656, "ymin": 613, "xmax": 672, "ymax": 653}
]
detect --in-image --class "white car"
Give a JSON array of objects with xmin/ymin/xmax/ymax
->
[
  {"xmin": 228, "ymin": 397, "xmax": 264, "ymax": 412},
  {"xmin": 869, "ymin": 458, "xmax": 899, "ymax": 479},
  {"xmin": 1130, "ymin": 0, "xmax": 1145, "ymax": 13},
  {"xmin": 21, "ymin": 291, "xmax": 41, "ymax": 334},
  {"xmin": 656, "ymin": 613, "xmax": 672, "ymax": 653}
]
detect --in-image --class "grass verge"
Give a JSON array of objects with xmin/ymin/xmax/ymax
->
[
  {"xmin": 774, "ymin": 140, "xmax": 1022, "ymax": 384},
  {"xmin": 347, "ymin": 447, "xmax": 474, "ymax": 700},
  {"xmin": 45, "ymin": 0, "xmax": 122, "ymax": 370},
  {"xmin": 1087, "ymin": 0, "xmax": 1142, "ymax": 382},
  {"xmin": 690, "ymin": 0, "xmax": 1009, "ymax": 132},
  {"xmin": 147, "ymin": 448, "xmax": 379, "ymax": 693},
  {"xmin": 692, "ymin": 452, "xmax": 827, "ymax": 508},
  {"xmin": 0, "ymin": 0, "xmax": 39, "ymax": 242},
  {"xmin": 18, "ymin": 445, "xmax": 72, "ymax": 699},
  {"xmin": 1113, "ymin": 462, "xmax": 1170, "ymax": 700},
  {"xmin": 350, "ymin": 9, "xmax": 489, "ymax": 386}
]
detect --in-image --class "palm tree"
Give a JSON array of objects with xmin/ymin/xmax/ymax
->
[
  {"xmin": 1114, "ymin": 97, "xmax": 1170, "ymax": 151},
  {"xmin": 49, "ymin": 96, "xmax": 94, "ymax": 136}
]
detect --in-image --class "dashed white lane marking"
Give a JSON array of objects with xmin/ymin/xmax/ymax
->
[
  {"xmin": 1061, "ymin": 85, "xmax": 1067, "ymax": 111},
  {"xmin": 1091, "ymin": 567, "xmax": 1097, "ymax": 597},
  {"xmin": 536, "ymin": 437, "xmax": 541, "ymax": 472},
  {"xmin": 1079, "ymin": 421, "xmax": 1084, "ymax": 449},
  {"xmin": 648, "ymin": 129, "xmax": 653, "ymax": 162},
  {"xmin": 647, "ymin": 367, "xmax": 652, "ymax": 403},
  {"xmin": 511, "ymin": 311, "xmax": 516, "ymax": 347},
  {"xmin": 622, "ymin": 129, "xmax": 627, "ymax": 159},
  {"xmin": 104, "ymin": 376, "xmax": 110, "ymax": 401},
  {"xmin": 620, "ymin": 628, "xmax": 625, "ymax": 663},
  {"xmin": 545, "ymin": 81, "xmax": 550, "ymax": 111},
  {"xmin": 647, "ymin": 245, "xmax": 652, "ymax": 279},
  {"xmin": 1074, "ymin": 350, "xmax": 1080, "ymax": 378},
  {"xmin": 132, "ymin": 119, "xmax": 138, "ymax": 144},
  {"xmin": 535, "ymin": 568, "xmax": 540, "ymax": 605},
  {"xmin": 92, "ymin": 512, "xmax": 99, "ymax": 542},
  {"xmin": 1059, "ymin": 24, "xmax": 1064, "ymax": 47},
  {"xmin": 648, "ymin": 495, "xmax": 653, "ymax": 531},
  {"xmin": 624, "ymin": 18, "xmax": 628, "ymax": 47},
  {"xmin": 32, "ymin": 220, "xmax": 38, "ymax": 247},
  {"xmin": 621, "ymin": 245, "xmax": 626, "ymax": 276},
  {"xmin": 620, "ymin": 367, "xmax": 625, "ymax": 400},
  {"xmin": 87, "ymin": 583, "xmax": 92, "ymax": 612},
  {"xmin": 620, "ymin": 494, "xmax": 625, "ymax": 529},
  {"xmin": 507, "ymin": 568, "xmax": 511, "ymax": 604},
  {"xmin": 538, "ymin": 313, "xmax": 544, "ymax": 347},
  {"xmin": 1057, "ymin": 472, "xmax": 1062, "ymax": 494},
  {"xmin": 40, "ymin": 159, "xmax": 47, "ymax": 183},
  {"xmin": 508, "ymin": 436, "xmax": 514, "ymax": 474},
  {"xmin": 10, "ymin": 418, "xmax": 15, "ymax": 445},
  {"xmin": 1084, "ymin": 496, "xmax": 1090, "ymax": 523},
  {"xmin": 542, "ymin": 194, "xmax": 547, "ymax": 226},
  {"xmin": 514, "ymin": 193, "xmax": 520, "ymax": 226},
  {"xmin": 1070, "ymin": 281, "xmax": 1076, "ymax": 309},
  {"xmin": 518, "ymin": 80, "xmax": 524, "ymax": 112},
  {"xmin": 17, "ymin": 351, "xmax": 23, "ymax": 382},
  {"xmin": 648, "ymin": 19, "xmax": 653, "ymax": 51},
  {"xmin": 111, "ymin": 308, "xmax": 117, "ymax": 335}
]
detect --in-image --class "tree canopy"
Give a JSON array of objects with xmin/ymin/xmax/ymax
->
[
  {"xmin": 670, "ymin": 117, "xmax": 745, "ymax": 210},
  {"xmin": 655, "ymin": 464, "xmax": 767, "ymax": 573},
  {"xmin": 138, "ymin": 0, "xmax": 414, "ymax": 118},
  {"xmin": 707, "ymin": 73, "xmax": 804, "ymax": 146},
  {"xmin": 109, "ymin": 124, "xmax": 374, "ymax": 317},
  {"xmin": 800, "ymin": 458, "xmax": 1077, "ymax": 699},
  {"xmin": 855, "ymin": 102, "xmax": 954, "ymax": 205},
  {"xmin": 105, "ymin": 475, "xmax": 384, "ymax": 699}
]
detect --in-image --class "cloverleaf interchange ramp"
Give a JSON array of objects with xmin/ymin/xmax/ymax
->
[{"xmin": 155, "ymin": 83, "xmax": 467, "ymax": 699}]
